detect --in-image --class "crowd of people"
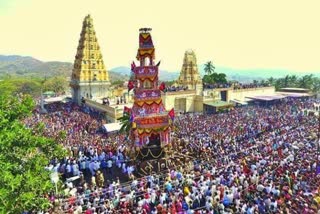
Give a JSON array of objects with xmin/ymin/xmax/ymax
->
[
  {"xmin": 232, "ymin": 83, "xmax": 271, "ymax": 90},
  {"xmin": 165, "ymin": 86, "xmax": 189, "ymax": 92},
  {"xmin": 203, "ymin": 83, "xmax": 232, "ymax": 89},
  {"xmin": 165, "ymin": 81, "xmax": 271, "ymax": 92},
  {"xmin": 25, "ymin": 102, "xmax": 135, "ymax": 187},
  {"xmin": 25, "ymin": 97, "xmax": 320, "ymax": 213}
]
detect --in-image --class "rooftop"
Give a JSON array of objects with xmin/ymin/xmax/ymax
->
[{"xmin": 279, "ymin": 87, "xmax": 310, "ymax": 91}]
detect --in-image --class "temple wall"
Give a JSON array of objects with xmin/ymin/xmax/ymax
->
[
  {"xmin": 194, "ymin": 95, "xmax": 204, "ymax": 112},
  {"xmin": 72, "ymin": 83, "xmax": 111, "ymax": 104},
  {"xmin": 162, "ymin": 90, "xmax": 197, "ymax": 112},
  {"xmin": 84, "ymin": 99, "xmax": 122, "ymax": 123}
]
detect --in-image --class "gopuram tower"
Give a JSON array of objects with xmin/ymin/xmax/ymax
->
[
  {"xmin": 125, "ymin": 28, "xmax": 174, "ymax": 164},
  {"xmin": 176, "ymin": 50, "xmax": 203, "ymax": 95},
  {"xmin": 70, "ymin": 15, "xmax": 110, "ymax": 104}
]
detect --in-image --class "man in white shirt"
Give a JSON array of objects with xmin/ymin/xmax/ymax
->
[{"xmin": 107, "ymin": 159, "xmax": 113, "ymax": 175}]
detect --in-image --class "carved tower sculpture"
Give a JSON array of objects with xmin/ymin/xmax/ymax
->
[
  {"xmin": 177, "ymin": 50, "xmax": 203, "ymax": 95},
  {"xmin": 70, "ymin": 14, "xmax": 110, "ymax": 103}
]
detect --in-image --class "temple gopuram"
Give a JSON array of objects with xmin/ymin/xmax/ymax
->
[
  {"xmin": 70, "ymin": 15, "xmax": 111, "ymax": 104},
  {"xmin": 176, "ymin": 50, "xmax": 203, "ymax": 95},
  {"xmin": 124, "ymin": 28, "xmax": 175, "ymax": 173}
]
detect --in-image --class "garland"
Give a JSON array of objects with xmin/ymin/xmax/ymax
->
[
  {"xmin": 137, "ymin": 126, "xmax": 169, "ymax": 135},
  {"xmin": 138, "ymin": 148, "xmax": 164, "ymax": 159}
]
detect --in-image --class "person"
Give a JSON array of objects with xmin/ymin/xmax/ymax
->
[{"xmin": 107, "ymin": 159, "xmax": 113, "ymax": 175}]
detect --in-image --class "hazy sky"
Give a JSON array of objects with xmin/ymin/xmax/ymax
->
[{"xmin": 0, "ymin": 0, "xmax": 319, "ymax": 72}]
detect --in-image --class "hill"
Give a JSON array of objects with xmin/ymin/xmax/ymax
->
[
  {"xmin": 110, "ymin": 65, "xmax": 320, "ymax": 83},
  {"xmin": 109, "ymin": 66, "xmax": 179, "ymax": 81},
  {"xmin": 199, "ymin": 65, "xmax": 320, "ymax": 83},
  {"xmin": 0, "ymin": 55, "xmax": 127, "ymax": 82},
  {"xmin": 1, "ymin": 55, "xmax": 318, "ymax": 83}
]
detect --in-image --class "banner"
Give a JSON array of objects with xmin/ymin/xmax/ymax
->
[
  {"xmin": 159, "ymin": 82, "xmax": 165, "ymax": 91},
  {"xmin": 168, "ymin": 108, "xmax": 175, "ymax": 121},
  {"xmin": 123, "ymin": 106, "xmax": 131, "ymax": 115},
  {"xmin": 131, "ymin": 61, "xmax": 136, "ymax": 71},
  {"xmin": 128, "ymin": 81, "xmax": 134, "ymax": 92},
  {"xmin": 135, "ymin": 115, "xmax": 169, "ymax": 126}
]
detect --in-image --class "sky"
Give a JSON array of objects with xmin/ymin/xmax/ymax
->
[{"xmin": 0, "ymin": 0, "xmax": 319, "ymax": 72}]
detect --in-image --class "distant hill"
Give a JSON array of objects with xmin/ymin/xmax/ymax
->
[
  {"xmin": 1, "ymin": 55, "xmax": 318, "ymax": 83},
  {"xmin": 109, "ymin": 66, "xmax": 179, "ymax": 81},
  {"xmin": 199, "ymin": 65, "xmax": 320, "ymax": 83},
  {"xmin": 0, "ymin": 55, "xmax": 128, "ymax": 82},
  {"xmin": 110, "ymin": 64, "xmax": 320, "ymax": 83}
]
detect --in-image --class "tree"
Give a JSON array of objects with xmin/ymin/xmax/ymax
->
[
  {"xmin": 43, "ymin": 76, "xmax": 68, "ymax": 94},
  {"xmin": 204, "ymin": 61, "xmax": 215, "ymax": 75},
  {"xmin": 111, "ymin": 80, "xmax": 125, "ymax": 87},
  {"xmin": 298, "ymin": 74, "xmax": 313, "ymax": 89},
  {"xmin": 0, "ymin": 95, "xmax": 66, "ymax": 213},
  {"xmin": 267, "ymin": 77, "xmax": 275, "ymax": 86},
  {"xmin": 288, "ymin": 75, "xmax": 298, "ymax": 87},
  {"xmin": 119, "ymin": 114, "xmax": 131, "ymax": 135},
  {"xmin": 0, "ymin": 78, "xmax": 42, "ymax": 97},
  {"xmin": 284, "ymin": 75, "xmax": 290, "ymax": 87},
  {"xmin": 212, "ymin": 73, "xmax": 227, "ymax": 84},
  {"xmin": 311, "ymin": 77, "xmax": 320, "ymax": 93}
]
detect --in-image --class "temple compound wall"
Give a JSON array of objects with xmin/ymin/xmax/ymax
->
[{"xmin": 162, "ymin": 86, "xmax": 275, "ymax": 113}]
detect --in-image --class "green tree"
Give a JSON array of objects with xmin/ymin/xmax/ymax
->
[
  {"xmin": 311, "ymin": 77, "xmax": 320, "ymax": 93},
  {"xmin": 111, "ymin": 80, "xmax": 125, "ymax": 87},
  {"xmin": 43, "ymin": 76, "xmax": 68, "ymax": 94},
  {"xmin": 0, "ymin": 95, "xmax": 66, "ymax": 213},
  {"xmin": 212, "ymin": 73, "xmax": 227, "ymax": 83},
  {"xmin": 267, "ymin": 77, "xmax": 275, "ymax": 85},
  {"xmin": 204, "ymin": 61, "xmax": 215, "ymax": 75},
  {"xmin": 0, "ymin": 78, "xmax": 42, "ymax": 96},
  {"xmin": 288, "ymin": 75, "xmax": 298, "ymax": 87},
  {"xmin": 119, "ymin": 114, "xmax": 131, "ymax": 135},
  {"xmin": 298, "ymin": 74, "xmax": 313, "ymax": 89},
  {"xmin": 283, "ymin": 75, "xmax": 290, "ymax": 87}
]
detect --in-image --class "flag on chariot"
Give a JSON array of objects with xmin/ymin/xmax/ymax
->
[
  {"xmin": 128, "ymin": 80, "xmax": 134, "ymax": 92},
  {"xmin": 131, "ymin": 61, "xmax": 136, "ymax": 71},
  {"xmin": 168, "ymin": 108, "xmax": 175, "ymax": 121},
  {"xmin": 159, "ymin": 82, "xmax": 166, "ymax": 91},
  {"xmin": 123, "ymin": 106, "xmax": 131, "ymax": 115}
]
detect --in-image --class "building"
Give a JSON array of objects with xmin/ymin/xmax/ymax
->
[
  {"xmin": 69, "ymin": 18, "xmax": 276, "ymax": 120},
  {"xmin": 176, "ymin": 50, "xmax": 203, "ymax": 95},
  {"xmin": 70, "ymin": 15, "xmax": 111, "ymax": 104},
  {"xmin": 162, "ymin": 50, "xmax": 276, "ymax": 113}
]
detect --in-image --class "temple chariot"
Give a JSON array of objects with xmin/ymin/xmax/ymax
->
[{"xmin": 123, "ymin": 28, "xmax": 177, "ymax": 174}]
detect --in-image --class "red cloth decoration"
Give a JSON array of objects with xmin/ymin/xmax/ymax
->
[
  {"xmin": 131, "ymin": 61, "xmax": 136, "ymax": 71},
  {"xmin": 168, "ymin": 108, "xmax": 175, "ymax": 121},
  {"xmin": 128, "ymin": 81, "xmax": 134, "ymax": 92},
  {"xmin": 159, "ymin": 82, "xmax": 166, "ymax": 91},
  {"xmin": 136, "ymin": 116, "xmax": 168, "ymax": 126},
  {"xmin": 123, "ymin": 106, "xmax": 131, "ymax": 115}
]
